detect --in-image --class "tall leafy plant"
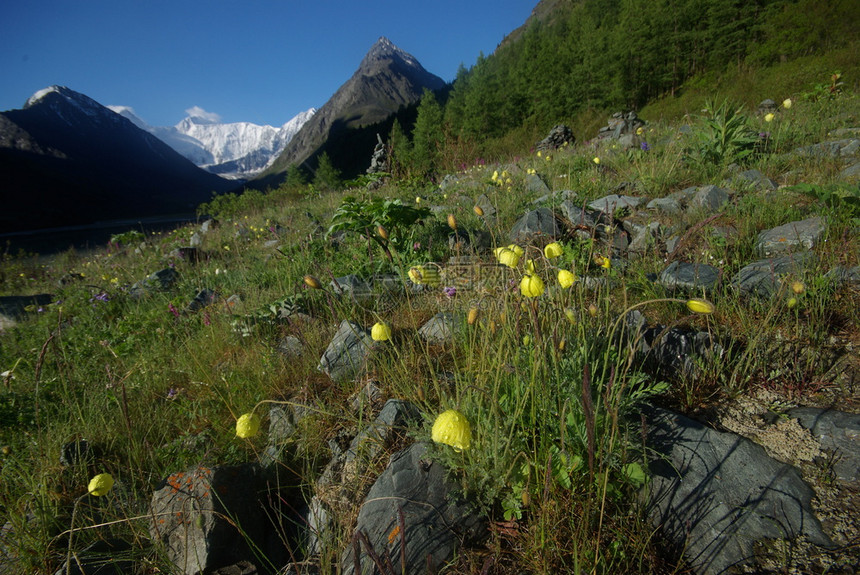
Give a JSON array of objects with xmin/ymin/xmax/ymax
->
[{"xmin": 690, "ymin": 99, "xmax": 760, "ymax": 167}]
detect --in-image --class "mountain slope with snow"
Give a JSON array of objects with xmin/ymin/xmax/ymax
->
[{"xmin": 110, "ymin": 106, "xmax": 316, "ymax": 180}]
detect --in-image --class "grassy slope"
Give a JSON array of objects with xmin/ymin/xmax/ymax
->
[{"xmin": 0, "ymin": 58, "xmax": 858, "ymax": 573}]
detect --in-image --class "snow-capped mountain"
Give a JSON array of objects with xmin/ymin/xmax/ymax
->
[{"xmin": 109, "ymin": 106, "xmax": 315, "ymax": 180}]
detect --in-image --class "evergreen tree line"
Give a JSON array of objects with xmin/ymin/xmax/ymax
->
[{"xmin": 393, "ymin": 0, "xmax": 857, "ymax": 176}]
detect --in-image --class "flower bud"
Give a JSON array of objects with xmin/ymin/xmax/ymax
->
[
  {"xmin": 371, "ymin": 322, "xmax": 392, "ymax": 342},
  {"xmin": 473, "ymin": 205, "xmax": 484, "ymax": 217},
  {"xmin": 544, "ymin": 242, "xmax": 563, "ymax": 259},
  {"xmin": 467, "ymin": 308, "xmax": 479, "ymax": 325},
  {"xmin": 303, "ymin": 275, "xmax": 322, "ymax": 290},
  {"xmin": 558, "ymin": 269, "xmax": 576, "ymax": 288},
  {"xmin": 447, "ymin": 214, "xmax": 457, "ymax": 230},
  {"xmin": 686, "ymin": 298, "xmax": 716, "ymax": 315},
  {"xmin": 520, "ymin": 274, "xmax": 545, "ymax": 298},
  {"xmin": 236, "ymin": 412, "xmax": 261, "ymax": 438},
  {"xmin": 88, "ymin": 473, "xmax": 114, "ymax": 496},
  {"xmin": 377, "ymin": 225, "xmax": 389, "ymax": 240}
]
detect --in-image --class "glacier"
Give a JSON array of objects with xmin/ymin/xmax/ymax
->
[{"xmin": 108, "ymin": 106, "xmax": 316, "ymax": 180}]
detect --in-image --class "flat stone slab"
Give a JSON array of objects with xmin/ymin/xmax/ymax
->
[
  {"xmin": 690, "ymin": 185, "xmax": 730, "ymax": 212},
  {"xmin": 658, "ymin": 261, "xmax": 720, "ymax": 291},
  {"xmin": 732, "ymin": 253, "xmax": 813, "ymax": 297},
  {"xmin": 644, "ymin": 406, "xmax": 832, "ymax": 575},
  {"xmin": 418, "ymin": 312, "xmax": 458, "ymax": 343},
  {"xmin": 341, "ymin": 443, "xmax": 486, "ymax": 575},
  {"xmin": 755, "ymin": 216, "xmax": 826, "ymax": 256}
]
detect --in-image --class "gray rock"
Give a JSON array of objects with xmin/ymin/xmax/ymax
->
[
  {"xmin": 418, "ymin": 312, "xmax": 458, "ymax": 344},
  {"xmin": 596, "ymin": 111, "xmax": 645, "ymax": 140},
  {"xmin": 788, "ymin": 408, "xmax": 860, "ymax": 484},
  {"xmin": 647, "ymin": 197, "xmax": 682, "ymax": 214},
  {"xmin": 199, "ymin": 219, "xmax": 217, "ymax": 234},
  {"xmin": 330, "ymin": 275, "xmax": 372, "ymax": 300},
  {"xmin": 129, "ymin": 268, "xmax": 180, "ymax": 299},
  {"xmin": 508, "ymin": 207, "xmax": 562, "ymax": 242},
  {"xmin": 732, "ymin": 253, "xmax": 814, "ymax": 297},
  {"xmin": 474, "ymin": 193, "xmax": 497, "ymax": 225},
  {"xmin": 535, "ymin": 124, "xmax": 575, "ymax": 151},
  {"xmin": 658, "ymin": 261, "xmax": 720, "ymax": 292},
  {"xmin": 186, "ymin": 288, "xmax": 218, "ymax": 313},
  {"xmin": 150, "ymin": 464, "xmax": 291, "ymax": 575},
  {"xmin": 644, "ymin": 405, "xmax": 833, "ymax": 575},
  {"xmin": 525, "ymin": 172, "xmax": 550, "ymax": 195},
  {"xmin": 690, "ymin": 185, "xmax": 730, "ymax": 212},
  {"xmin": 624, "ymin": 220, "xmax": 660, "ymax": 254},
  {"xmin": 626, "ymin": 310, "xmax": 723, "ymax": 379},
  {"xmin": 840, "ymin": 161, "xmax": 860, "ymax": 180},
  {"xmin": 758, "ymin": 99, "xmax": 777, "ymax": 113},
  {"xmin": 318, "ymin": 321, "xmax": 374, "ymax": 383},
  {"xmin": 341, "ymin": 443, "xmax": 486, "ymax": 575},
  {"xmin": 277, "ymin": 335, "xmax": 303, "ymax": 358},
  {"xmin": 733, "ymin": 169, "xmax": 778, "ymax": 190},
  {"xmin": 558, "ymin": 200, "xmax": 612, "ymax": 230},
  {"xmin": 588, "ymin": 194, "xmax": 646, "ymax": 214},
  {"xmin": 755, "ymin": 216, "xmax": 826, "ymax": 256},
  {"xmin": 189, "ymin": 232, "xmax": 203, "ymax": 247}
]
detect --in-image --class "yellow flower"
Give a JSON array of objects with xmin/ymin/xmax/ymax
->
[
  {"xmin": 447, "ymin": 214, "xmax": 457, "ymax": 230},
  {"xmin": 787, "ymin": 297, "xmax": 798, "ymax": 309},
  {"xmin": 520, "ymin": 274, "xmax": 545, "ymax": 298},
  {"xmin": 536, "ymin": 151, "xmax": 542, "ymax": 158},
  {"xmin": 415, "ymin": 196, "xmax": 421, "ymax": 204},
  {"xmin": 497, "ymin": 248, "xmax": 521, "ymax": 269},
  {"xmin": 544, "ymin": 242, "xmax": 563, "ymax": 259},
  {"xmin": 88, "ymin": 473, "xmax": 114, "ymax": 496},
  {"xmin": 303, "ymin": 275, "xmax": 322, "ymax": 290},
  {"xmin": 764, "ymin": 113, "xmax": 775, "ymax": 122},
  {"xmin": 507, "ymin": 244, "xmax": 524, "ymax": 257},
  {"xmin": 782, "ymin": 98, "xmax": 792, "ymax": 109},
  {"xmin": 558, "ymin": 269, "xmax": 576, "ymax": 288},
  {"xmin": 596, "ymin": 255, "xmax": 611, "ymax": 269},
  {"xmin": 431, "ymin": 409, "xmax": 471, "ymax": 451},
  {"xmin": 593, "ymin": 156, "xmax": 600, "ymax": 164},
  {"xmin": 524, "ymin": 259, "xmax": 537, "ymax": 274},
  {"xmin": 686, "ymin": 298, "xmax": 715, "ymax": 315},
  {"xmin": 791, "ymin": 281, "xmax": 805, "ymax": 295},
  {"xmin": 223, "ymin": 245, "xmax": 230, "ymax": 251},
  {"xmin": 236, "ymin": 412, "xmax": 261, "ymax": 438},
  {"xmin": 492, "ymin": 170, "xmax": 499, "ymax": 181},
  {"xmin": 636, "ymin": 126, "xmax": 644, "ymax": 135},
  {"xmin": 473, "ymin": 205, "xmax": 484, "ymax": 217},
  {"xmin": 408, "ymin": 266, "xmax": 440, "ymax": 287},
  {"xmin": 371, "ymin": 322, "xmax": 392, "ymax": 342}
]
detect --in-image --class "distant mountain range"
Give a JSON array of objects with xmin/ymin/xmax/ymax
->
[
  {"xmin": 260, "ymin": 37, "xmax": 446, "ymax": 184},
  {"xmin": 0, "ymin": 37, "xmax": 446, "ymax": 234},
  {"xmin": 0, "ymin": 86, "xmax": 234, "ymax": 233},
  {"xmin": 109, "ymin": 106, "xmax": 316, "ymax": 180}
]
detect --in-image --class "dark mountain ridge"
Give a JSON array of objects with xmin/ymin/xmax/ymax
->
[
  {"xmin": 259, "ymin": 37, "xmax": 445, "ymax": 184},
  {"xmin": 0, "ymin": 86, "xmax": 233, "ymax": 234}
]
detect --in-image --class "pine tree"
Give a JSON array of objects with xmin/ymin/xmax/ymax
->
[
  {"xmin": 411, "ymin": 89, "xmax": 445, "ymax": 176},
  {"xmin": 312, "ymin": 152, "xmax": 341, "ymax": 192}
]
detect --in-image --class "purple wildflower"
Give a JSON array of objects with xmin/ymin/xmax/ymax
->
[
  {"xmin": 166, "ymin": 387, "xmax": 178, "ymax": 400},
  {"xmin": 168, "ymin": 303, "xmax": 180, "ymax": 318},
  {"xmin": 640, "ymin": 141, "xmax": 650, "ymax": 151},
  {"xmin": 443, "ymin": 286, "xmax": 457, "ymax": 298}
]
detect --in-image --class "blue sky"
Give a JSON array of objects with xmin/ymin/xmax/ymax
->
[{"xmin": 1, "ymin": 1, "xmax": 535, "ymax": 127}]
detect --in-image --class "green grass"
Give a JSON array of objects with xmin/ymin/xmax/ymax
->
[{"xmin": 1, "ymin": 89, "xmax": 858, "ymax": 574}]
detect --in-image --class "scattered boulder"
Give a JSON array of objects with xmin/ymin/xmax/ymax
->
[
  {"xmin": 129, "ymin": 268, "xmax": 180, "ymax": 299},
  {"xmin": 186, "ymin": 288, "xmax": 218, "ymax": 313},
  {"xmin": 508, "ymin": 207, "xmax": 562, "ymax": 242},
  {"xmin": 644, "ymin": 405, "xmax": 833, "ymax": 575},
  {"xmin": 418, "ymin": 312, "xmax": 458, "ymax": 344},
  {"xmin": 341, "ymin": 443, "xmax": 487, "ymax": 575},
  {"xmin": 318, "ymin": 321, "xmax": 374, "ymax": 383},
  {"xmin": 366, "ymin": 133, "xmax": 388, "ymax": 175},
  {"xmin": 626, "ymin": 310, "xmax": 723, "ymax": 379},
  {"xmin": 150, "ymin": 464, "xmax": 295, "ymax": 575},
  {"xmin": 647, "ymin": 197, "xmax": 682, "ymax": 214},
  {"xmin": 525, "ymin": 172, "xmax": 550, "ymax": 195},
  {"xmin": 588, "ymin": 194, "xmax": 646, "ymax": 214},
  {"xmin": 535, "ymin": 124, "xmax": 575, "ymax": 151},
  {"xmin": 595, "ymin": 111, "xmax": 645, "ymax": 140},
  {"xmin": 755, "ymin": 216, "xmax": 826, "ymax": 256},
  {"xmin": 732, "ymin": 168, "xmax": 778, "ymax": 190},
  {"xmin": 329, "ymin": 275, "xmax": 372, "ymax": 300},
  {"xmin": 732, "ymin": 252, "xmax": 814, "ymax": 297},
  {"xmin": 658, "ymin": 261, "xmax": 720, "ymax": 292},
  {"xmin": 689, "ymin": 185, "xmax": 730, "ymax": 212}
]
